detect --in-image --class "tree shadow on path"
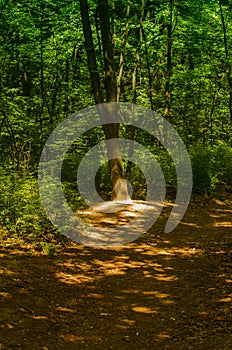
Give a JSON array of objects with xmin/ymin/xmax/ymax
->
[{"xmin": 0, "ymin": 197, "xmax": 231, "ymax": 349}]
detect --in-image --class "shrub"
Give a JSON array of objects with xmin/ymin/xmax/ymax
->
[
  {"xmin": 0, "ymin": 168, "xmax": 54, "ymax": 239},
  {"xmin": 188, "ymin": 142, "xmax": 232, "ymax": 194},
  {"xmin": 209, "ymin": 142, "xmax": 232, "ymax": 192},
  {"xmin": 189, "ymin": 144, "xmax": 212, "ymax": 193}
]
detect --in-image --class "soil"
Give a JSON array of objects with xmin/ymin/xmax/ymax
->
[{"xmin": 0, "ymin": 195, "xmax": 232, "ymax": 350}]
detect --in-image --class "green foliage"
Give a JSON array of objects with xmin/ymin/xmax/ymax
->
[
  {"xmin": 209, "ymin": 142, "xmax": 232, "ymax": 192},
  {"xmin": 1, "ymin": 0, "xmax": 232, "ymax": 161},
  {"xmin": 189, "ymin": 144, "xmax": 212, "ymax": 193},
  {"xmin": 189, "ymin": 142, "xmax": 232, "ymax": 193},
  {"xmin": 41, "ymin": 242, "xmax": 56, "ymax": 255},
  {"xmin": 0, "ymin": 168, "xmax": 54, "ymax": 239},
  {"xmin": 154, "ymin": 148, "xmax": 177, "ymax": 190},
  {"xmin": 0, "ymin": 0, "xmax": 232, "ymax": 241},
  {"xmin": 95, "ymin": 162, "xmax": 112, "ymax": 200}
]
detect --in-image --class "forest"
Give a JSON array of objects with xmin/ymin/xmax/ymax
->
[
  {"xmin": 0, "ymin": 0, "xmax": 232, "ymax": 349},
  {"xmin": 0, "ymin": 0, "xmax": 232, "ymax": 236}
]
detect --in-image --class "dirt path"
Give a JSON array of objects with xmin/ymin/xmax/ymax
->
[{"xmin": 0, "ymin": 196, "xmax": 232, "ymax": 349}]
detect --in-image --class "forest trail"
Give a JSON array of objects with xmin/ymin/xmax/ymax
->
[{"xmin": 0, "ymin": 196, "xmax": 232, "ymax": 349}]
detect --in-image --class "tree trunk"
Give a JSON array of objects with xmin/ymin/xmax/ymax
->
[
  {"xmin": 219, "ymin": 0, "xmax": 232, "ymax": 124},
  {"xmin": 80, "ymin": 0, "xmax": 128, "ymax": 200},
  {"xmin": 163, "ymin": 0, "xmax": 174, "ymax": 141},
  {"xmin": 79, "ymin": 0, "xmax": 104, "ymax": 105}
]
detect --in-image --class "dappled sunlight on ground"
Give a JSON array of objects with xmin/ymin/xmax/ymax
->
[
  {"xmin": 0, "ymin": 196, "xmax": 231, "ymax": 349},
  {"xmin": 76, "ymin": 199, "xmax": 164, "ymax": 228}
]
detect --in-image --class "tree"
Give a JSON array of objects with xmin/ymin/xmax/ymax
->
[
  {"xmin": 0, "ymin": 0, "xmax": 231, "ymax": 200},
  {"xmin": 163, "ymin": 0, "xmax": 174, "ymax": 141},
  {"xmin": 80, "ymin": 0, "xmax": 128, "ymax": 200},
  {"xmin": 219, "ymin": 0, "xmax": 232, "ymax": 124}
]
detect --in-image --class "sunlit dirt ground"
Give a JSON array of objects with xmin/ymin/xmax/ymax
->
[{"xmin": 0, "ymin": 195, "xmax": 232, "ymax": 349}]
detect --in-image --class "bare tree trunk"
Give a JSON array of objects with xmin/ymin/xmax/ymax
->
[
  {"xmin": 117, "ymin": 0, "xmax": 130, "ymax": 102},
  {"xmin": 219, "ymin": 0, "xmax": 232, "ymax": 124},
  {"xmin": 163, "ymin": 0, "xmax": 174, "ymax": 141},
  {"xmin": 38, "ymin": 3, "xmax": 45, "ymax": 152},
  {"xmin": 97, "ymin": 0, "xmax": 117, "ymax": 103},
  {"xmin": 209, "ymin": 73, "xmax": 225, "ymax": 145},
  {"xmin": 98, "ymin": 0, "xmax": 127, "ymax": 198},
  {"xmin": 132, "ymin": 0, "xmax": 144, "ymax": 105},
  {"xmin": 80, "ymin": 0, "xmax": 104, "ymax": 105},
  {"xmin": 80, "ymin": 0, "xmax": 128, "ymax": 200}
]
